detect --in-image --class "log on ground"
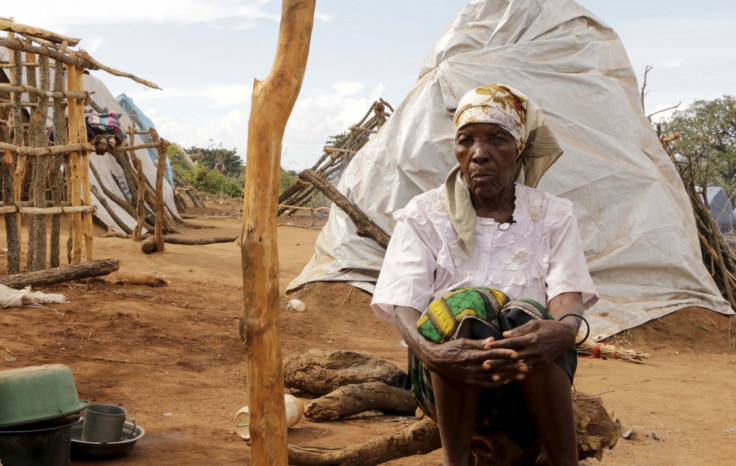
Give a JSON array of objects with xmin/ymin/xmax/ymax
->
[
  {"xmin": 283, "ymin": 349, "xmax": 406, "ymax": 396},
  {"xmin": 304, "ymin": 381, "xmax": 416, "ymax": 421},
  {"xmin": 288, "ymin": 416, "xmax": 440, "ymax": 466},
  {"xmin": 289, "ymin": 393, "xmax": 618, "ymax": 465},
  {"xmin": 0, "ymin": 258, "xmax": 120, "ymax": 289},
  {"xmin": 164, "ymin": 236, "xmax": 238, "ymax": 245}
]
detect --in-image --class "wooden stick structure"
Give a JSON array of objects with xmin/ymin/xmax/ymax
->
[
  {"xmin": 277, "ymin": 99, "xmax": 392, "ymax": 216},
  {"xmin": 0, "ymin": 19, "xmax": 169, "ymax": 275},
  {"xmin": 0, "ymin": 18, "xmax": 81, "ymax": 46},
  {"xmin": 239, "ymin": 1, "xmax": 315, "ymax": 464}
]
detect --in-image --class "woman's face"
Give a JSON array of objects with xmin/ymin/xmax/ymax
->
[{"xmin": 454, "ymin": 123, "xmax": 518, "ymax": 203}]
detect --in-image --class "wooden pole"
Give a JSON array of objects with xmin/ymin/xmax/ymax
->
[
  {"xmin": 26, "ymin": 54, "xmax": 50, "ymax": 272},
  {"xmin": 0, "ymin": 19, "xmax": 81, "ymax": 46},
  {"xmin": 239, "ymin": 1, "xmax": 315, "ymax": 464},
  {"xmin": 150, "ymin": 128, "xmax": 167, "ymax": 252},
  {"xmin": 128, "ymin": 126, "xmax": 146, "ymax": 241},
  {"xmin": 66, "ymin": 64, "xmax": 84, "ymax": 264},
  {"xmin": 298, "ymin": 169, "xmax": 390, "ymax": 248},
  {"xmin": 3, "ymin": 31, "xmax": 21, "ymax": 274},
  {"xmin": 49, "ymin": 58, "xmax": 65, "ymax": 268},
  {"xmin": 12, "ymin": 49, "xmax": 27, "ymax": 242},
  {"xmin": 75, "ymin": 67, "xmax": 94, "ymax": 262}
]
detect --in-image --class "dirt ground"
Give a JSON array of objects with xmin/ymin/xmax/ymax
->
[{"xmin": 2, "ymin": 203, "xmax": 736, "ymax": 465}]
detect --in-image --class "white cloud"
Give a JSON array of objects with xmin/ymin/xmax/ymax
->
[
  {"xmin": 8, "ymin": 0, "xmax": 278, "ymax": 33},
  {"xmin": 280, "ymin": 83, "xmax": 389, "ymax": 169},
  {"xmin": 661, "ymin": 58, "xmax": 684, "ymax": 68},
  {"xmin": 330, "ymin": 80, "xmax": 366, "ymax": 98},
  {"xmin": 127, "ymin": 83, "xmax": 253, "ymax": 108},
  {"xmin": 151, "ymin": 108, "xmax": 249, "ymax": 155}
]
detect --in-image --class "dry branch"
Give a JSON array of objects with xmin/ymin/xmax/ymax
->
[
  {"xmin": 0, "ymin": 39, "xmax": 160, "ymax": 89},
  {"xmin": 0, "ymin": 258, "xmax": 120, "ymax": 289},
  {"xmin": 0, "ymin": 84, "xmax": 86, "ymax": 99},
  {"xmin": 0, "ymin": 19, "xmax": 80, "ymax": 46},
  {"xmin": 298, "ymin": 169, "xmax": 390, "ymax": 248},
  {"xmin": 278, "ymin": 100, "xmax": 390, "ymax": 215},
  {"xmin": 0, "ymin": 141, "xmax": 95, "ymax": 156}
]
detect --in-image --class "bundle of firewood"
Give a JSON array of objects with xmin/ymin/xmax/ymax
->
[
  {"xmin": 674, "ymin": 154, "xmax": 736, "ymax": 308},
  {"xmin": 277, "ymin": 99, "xmax": 392, "ymax": 216},
  {"xmin": 283, "ymin": 349, "xmax": 619, "ymax": 465}
]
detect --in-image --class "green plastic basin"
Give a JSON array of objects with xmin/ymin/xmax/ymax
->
[{"xmin": 0, "ymin": 364, "xmax": 89, "ymax": 428}]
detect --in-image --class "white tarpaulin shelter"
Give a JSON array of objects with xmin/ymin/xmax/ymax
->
[
  {"xmin": 288, "ymin": 0, "xmax": 734, "ymax": 340},
  {"xmin": 82, "ymin": 73, "xmax": 179, "ymax": 233}
]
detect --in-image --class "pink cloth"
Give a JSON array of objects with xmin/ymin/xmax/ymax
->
[{"xmin": 371, "ymin": 183, "xmax": 598, "ymax": 323}]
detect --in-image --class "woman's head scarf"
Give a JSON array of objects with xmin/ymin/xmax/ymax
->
[{"xmin": 446, "ymin": 84, "xmax": 564, "ymax": 255}]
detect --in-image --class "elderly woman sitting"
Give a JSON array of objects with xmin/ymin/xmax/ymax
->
[{"xmin": 371, "ymin": 84, "xmax": 598, "ymax": 465}]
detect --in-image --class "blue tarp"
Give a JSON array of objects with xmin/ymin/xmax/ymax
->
[{"xmin": 116, "ymin": 93, "xmax": 174, "ymax": 186}]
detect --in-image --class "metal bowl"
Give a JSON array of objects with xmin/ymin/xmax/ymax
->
[
  {"xmin": 0, "ymin": 364, "xmax": 89, "ymax": 428},
  {"xmin": 71, "ymin": 420, "xmax": 145, "ymax": 460}
]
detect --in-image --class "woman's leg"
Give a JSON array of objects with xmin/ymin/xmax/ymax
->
[
  {"xmin": 432, "ymin": 372, "xmax": 481, "ymax": 465},
  {"xmin": 519, "ymin": 364, "xmax": 577, "ymax": 465}
]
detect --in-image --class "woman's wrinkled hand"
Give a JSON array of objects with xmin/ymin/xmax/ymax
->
[
  {"xmin": 484, "ymin": 320, "xmax": 576, "ymax": 372},
  {"xmin": 422, "ymin": 336, "xmax": 529, "ymax": 388}
]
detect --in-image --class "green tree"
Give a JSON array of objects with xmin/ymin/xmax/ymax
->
[
  {"xmin": 661, "ymin": 96, "xmax": 736, "ymax": 196},
  {"xmin": 186, "ymin": 143, "xmax": 245, "ymax": 178}
]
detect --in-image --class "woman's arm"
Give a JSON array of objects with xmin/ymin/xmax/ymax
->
[
  {"xmin": 395, "ymin": 305, "xmax": 528, "ymax": 388},
  {"xmin": 485, "ymin": 292, "xmax": 582, "ymax": 370}
]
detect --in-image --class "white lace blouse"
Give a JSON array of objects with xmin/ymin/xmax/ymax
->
[{"xmin": 371, "ymin": 183, "xmax": 598, "ymax": 323}]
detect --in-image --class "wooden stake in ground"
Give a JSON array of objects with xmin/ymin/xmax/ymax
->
[
  {"xmin": 65, "ymin": 64, "xmax": 84, "ymax": 264},
  {"xmin": 238, "ymin": 1, "xmax": 315, "ymax": 464},
  {"xmin": 150, "ymin": 128, "xmax": 168, "ymax": 252}
]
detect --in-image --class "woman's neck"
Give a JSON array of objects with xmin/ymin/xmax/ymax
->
[{"xmin": 471, "ymin": 183, "xmax": 516, "ymax": 222}]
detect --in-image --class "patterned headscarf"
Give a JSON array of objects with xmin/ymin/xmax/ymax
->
[
  {"xmin": 454, "ymin": 84, "xmax": 545, "ymax": 156},
  {"xmin": 446, "ymin": 84, "xmax": 564, "ymax": 254}
]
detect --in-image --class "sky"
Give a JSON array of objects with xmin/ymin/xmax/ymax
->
[{"xmin": 5, "ymin": 0, "xmax": 736, "ymax": 171}]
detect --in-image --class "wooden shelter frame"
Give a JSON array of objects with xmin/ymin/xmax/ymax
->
[{"xmin": 0, "ymin": 18, "xmax": 162, "ymax": 275}]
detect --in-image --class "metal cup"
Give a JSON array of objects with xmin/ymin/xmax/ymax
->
[{"xmin": 81, "ymin": 404, "xmax": 132, "ymax": 442}]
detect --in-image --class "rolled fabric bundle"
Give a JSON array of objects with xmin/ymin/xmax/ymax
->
[{"xmin": 417, "ymin": 287, "xmax": 509, "ymax": 343}]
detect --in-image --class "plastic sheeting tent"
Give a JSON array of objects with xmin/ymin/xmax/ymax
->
[
  {"xmin": 288, "ymin": 0, "xmax": 734, "ymax": 340},
  {"xmin": 0, "ymin": 47, "xmax": 178, "ymax": 234}
]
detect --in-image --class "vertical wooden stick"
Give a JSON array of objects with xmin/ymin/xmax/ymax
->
[
  {"xmin": 75, "ymin": 69, "xmax": 94, "ymax": 261},
  {"xmin": 129, "ymin": 126, "xmax": 146, "ymax": 241},
  {"xmin": 239, "ymin": 1, "xmax": 315, "ymax": 464},
  {"xmin": 14, "ymin": 52, "xmax": 31, "ymax": 228},
  {"xmin": 27, "ymin": 54, "xmax": 50, "ymax": 271},
  {"xmin": 3, "ymin": 31, "xmax": 21, "ymax": 274},
  {"xmin": 150, "ymin": 128, "xmax": 167, "ymax": 252},
  {"xmin": 49, "ymin": 58, "xmax": 66, "ymax": 268},
  {"xmin": 66, "ymin": 64, "xmax": 84, "ymax": 264}
]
